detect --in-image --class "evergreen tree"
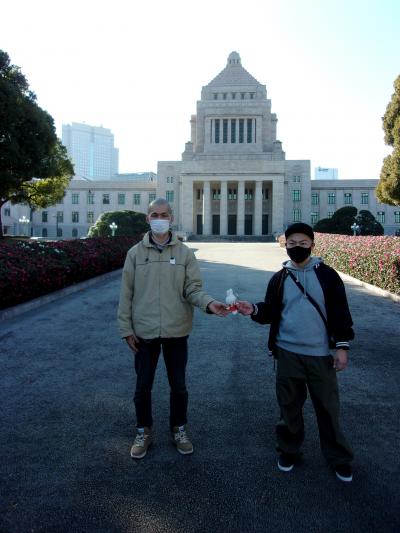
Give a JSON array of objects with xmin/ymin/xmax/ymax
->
[
  {"xmin": 376, "ymin": 75, "xmax": 400, "ymax": 205},
  {"xmin": 88, "ymin": 210, "xmax": 148, "ymax": 237},
  {"xmin": 0, "ymin": 50, "xmax": 73, "ymax": 238}
]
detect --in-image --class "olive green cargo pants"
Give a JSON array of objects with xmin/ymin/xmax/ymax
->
[{"xmin": 275, "ymin": 346, "xmax": 353, "ymax": 465}]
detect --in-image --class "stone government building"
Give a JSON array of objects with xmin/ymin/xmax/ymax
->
[{"xmin": 2, "ymin": 52, "xmax": 399, "ymax": 238}]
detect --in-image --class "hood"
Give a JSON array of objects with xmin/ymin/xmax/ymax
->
[{"xmin": 282, "ymin": 256, "xmax": 323, "ymax": 271}]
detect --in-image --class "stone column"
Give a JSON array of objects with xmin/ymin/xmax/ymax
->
[
  {"xmin": 271, "ymin": 176, "xmax": 285, "ymax": 236},
  {"xmin": 237, "ymin": 181, "xmax": 245, "ymax": 235},
  {"xmin": 254, "ymin": 180, "xmax": 263, "ymax": 235},
  {"xmin": 220, "ymin": 181, "xmax": 228, "ymax": 235},
  {"xmin": 203, "ymin": 181, "xmax": 211, "ymax": 235},
  {"xmin": 181, "ymin": 178, "xmax": 194, "ymax": 234}
]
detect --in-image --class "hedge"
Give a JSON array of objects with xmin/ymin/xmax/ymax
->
[
  {"xmin": 0, "ymin": 236, "xmax": 140, "ymax": 310},
  {"xmin": 313, "ymin": 233, "xmax": 400, "ymax": 295}
]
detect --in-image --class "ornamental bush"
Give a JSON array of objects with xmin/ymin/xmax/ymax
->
[
  {"xmin": 0, "ymin": 236, "xmax": 140, "ymax": 309},
  {"xmin": 314, "ymin": 233, "xmax": 400, "ymax": 295}
]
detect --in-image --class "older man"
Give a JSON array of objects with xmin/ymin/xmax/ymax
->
[{"xmin": 118, "ymin": 198, "xmax": 227, "ymax": 459}]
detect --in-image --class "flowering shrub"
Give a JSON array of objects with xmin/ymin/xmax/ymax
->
[
  {"xmin": 313, "ymin": 233, "xmax": 400, "ymax": 295},
  {"xmin": 0, "ymin": 236, "xmax": 141, "ymax": 309}
]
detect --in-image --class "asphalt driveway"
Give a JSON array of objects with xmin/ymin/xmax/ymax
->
[{"xmin": 0, "ymin": 242, "xmax": 399, "ymax": 532}]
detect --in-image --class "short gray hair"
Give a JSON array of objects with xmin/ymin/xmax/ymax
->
[{"xmin": 147, "ymin": 197, "xmax": 173, "ymax": 215}]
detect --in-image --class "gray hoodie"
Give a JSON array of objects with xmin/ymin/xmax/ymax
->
[{"xmin": 275, "ymin": 256, "xmax": 330, "ymax": 356}]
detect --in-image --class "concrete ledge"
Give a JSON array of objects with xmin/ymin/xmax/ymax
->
[
  {"xmin": 0, "ymin": 268, "xmax": 123, "ymax": 321},
  {"xmin": 338, "ymin": 271, "xmax": 400, "ymax": 303}
]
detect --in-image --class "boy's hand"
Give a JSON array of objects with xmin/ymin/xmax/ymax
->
[
  {"xmin": 237, "ymin": 300, "xmax": 254, "ymax": 316},
  {"xmin": 208, "ymin": 300, "xmax": 230, "ymax": 316},
  {"xmin": 333, "ymin": 349, "xmax": 348, "ymax": 371}
]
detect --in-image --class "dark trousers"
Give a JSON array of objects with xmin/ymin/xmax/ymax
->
[
  {"xmin": 134, "ymin": 336, "xmax": 188, "ymax": 429},
  {"xmin": 275, "ymin": 347, "xmax": 354, "ymax": 466}
]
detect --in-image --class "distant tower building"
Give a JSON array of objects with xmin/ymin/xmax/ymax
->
[
  {"xmin": 62, "ymin": 122, "xmax": 119, "ymax": 180},
  {"xmin": 314, "ymin": 167, "xmax": 338, "ymax": 180}
]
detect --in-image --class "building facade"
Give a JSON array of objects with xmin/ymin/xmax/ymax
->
[
  {"xmin": 62, "ymin": 122, "xmax": 119, "ymax": 180},
  {"xmin": 2, "ymin": 52, "xmax": 400, "ymax": 238}
]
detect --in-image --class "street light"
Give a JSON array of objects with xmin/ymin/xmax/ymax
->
[
  {"xmin": 350, "ymin": 222, "xmax": 360, "ymax": 236},
  {"xmin": 109, "ymin": 222, "xmax": 118, "ymax": 237},
  {"xmin": 19, "ymin": 215, "xmax": 30, "ymax": 236}
]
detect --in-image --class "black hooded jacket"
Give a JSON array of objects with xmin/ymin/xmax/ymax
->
[{"xmin": 251, "ymin": 262, "xmax": 354, "ymax": 354}]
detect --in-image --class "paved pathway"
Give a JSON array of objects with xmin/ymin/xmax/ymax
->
[{"xmin": 1, "ymin": 243, "xmax": 399, "ymax": 532}]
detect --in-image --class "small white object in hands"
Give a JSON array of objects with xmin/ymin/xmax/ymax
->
[{"xmin": 226, "ymin": 288, "xmax": 238, "ymax": 314}]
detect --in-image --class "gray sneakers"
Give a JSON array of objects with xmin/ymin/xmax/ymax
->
[
  {"xmin": 130, "ymin": 427, "xmax": 152, "ymax": 459},
  {"xmin": 172, "ymin": 426, "xmax": 194, "ymax": 455}
]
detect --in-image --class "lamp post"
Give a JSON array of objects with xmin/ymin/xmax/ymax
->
[
  {"xmin": 19, "ymin": 215, "xmax": 30, "ymax": 237},
  {"xmin": 109, "ymin": 222, "xmax": 118, "ymax": 237},
  {"xmin": 350, "ymin": 222, "xmax": 360, "ymax": 236}
]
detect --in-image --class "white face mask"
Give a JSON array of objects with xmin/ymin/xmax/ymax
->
[{"xmin": 150, "ymin": 219, "xmax": 170, "ymax": 235}]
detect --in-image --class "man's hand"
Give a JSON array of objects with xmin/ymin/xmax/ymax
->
[
  {"xmin": 125, "ymin": 333, "xmax": 140, "ymax": 353},
  {"xmin": 333, "ymin": 349, "xmax": 348, "ymax": 371},
  {"xmin": 237, "ymin": 300, "xmax": 254, "ymax": 316},
  {"xmin": 208, "ymin": 300, "xmax": 229, "ymax": 316}
]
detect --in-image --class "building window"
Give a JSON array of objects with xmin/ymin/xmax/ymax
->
[
  {"xmin": 344, "ymin": 193, "xmax": 352, "ymax": 205},
  {"xmin": 223, "ymin": 93, "xmax": 227, "ymax": 100},
  {"xmin": 149, "ymin": 193, "xmax": 156, "ymax": 203},
  {"xmin": 166, "ymin": 191, "xmax": 174, "ymax": 203},
  {"xmin": 311, "ymin": 212, "xmax": 319, "ymax": 225},
  {"xmin": 293, "ymin": 209, "xmax": 301, "ymax": 222},
  {"xmin": 262, "ymin": 189, "xmax": 269, "ymax": 200},
  {"xmin": 102, "ymin": 194, "xmax": 110, "ymax": 204},
  {"xmin": 311, "ymin": 193, "xmax": 319, "ymax": 205},
  {"xmin": 293, "ymin": 176, "xmax": 301, "ymax": 182},
  {"xmin": 166, "ymin": 176, "xmax": 174, "ymax": 183},
  {"xmin": 241, "ymin": 92, "xmax": 245, "ymax": 99},
  {"xmin": 42, "ymin": 211, "xmax": 48, "ymax": 222},
  {"xmin": 212, "ymin": 189, "xmax": 221, "ymax": 200},
  {"xmin": 196, "ymin": 189, "xmax": 203, "ymax": 200},
  {"xmin": 118, "ymin": 193, "xmax": 125, "ymax": 205},
  {"xmin": 72, "ymin": 211, "xmax": 79, "ymax": 223},
  {"xmin": 87, "ymin": 212, "xmax": 95, "ymax": 224},
  {"xmin": 328, "ymin": 192, "xmax": 336, "ymax": 204},
  {"xmin": 361, "ymin": 192, "xmax": 369, "ymax": 204},
  {"xmin": 57, "ymin": 228, "xmax": 63, "ymax": 237},
  {"xmin": 228, "ymin": 188, "xmax": 237, "ymax": 200},
  {"xmin": 239, "ymin": 119, "xmax": 244, "ymax": 143},
  {"xmin": 223, "ymin": 119, "xmax": 228, "ymax": 143},
  {"xmin": 327, "ymin": 212, "xmax": 334, "ymax": 218},
  {"xmin": 42, "ymin": 228, "xmax": 48, "ymax": 237},
  {"xmin": 214, "ymin": 119, "xmax": 220, "ymax": 143},
  {"xmin": 394, "ymin": 211, "xmax": 400, "ymax": 223},
  {"xmin": 250, "ymin": 93, "xmax": 255, "ymax": 99},
  {"xmin": 213, "ymin": 93, "xmax": 218, "ymax": 100},
  {"xmin": 244, "ymin": 188, "xmax": 253, "ymax": 200},
  {"xmin": 57, "ymin": 211, "xmax": 64, "ymax": 223},
  {"xmin": 247, "ymin": 119, "xmax": 252, "ymax": 143},
  {"xmin": 133, "ymin": 194, "xmax": 141, "ymax": 205},
  {"xmin": 58, "ymin": 197, "xmax": 64, "ymax": 204},
  {"xmin": 72, "ymin": 193, "xmax": 79, "ymax": 204},
  {"xmin": 4, "ymin": 207, "xmax": 10, "ymax": 217},
  {"xmin": 87, "ymin": 192, "xmax": 94, "ymax": 204},
  {"xmin": 231, "ymin": 93, "xmax": 236, "ymax": 100},
  {"xmin": 231, "ymin": 119, "xmax": 236, "ymax": 143},
  {"xmin": 292, "ymin": 190, "xmax": 301, "ymax": 202},
  {"xmin": 72, "ymin": 228, "xmax": 78, "ymax": 238},
  {"xmin": 377, "ymin": 211, "xmax": 385, "ymax": 224}
]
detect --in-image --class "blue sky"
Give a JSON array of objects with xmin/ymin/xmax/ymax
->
[{"xmin": 2, "ymin": 0, "xmax": 399, "ymax": 178}]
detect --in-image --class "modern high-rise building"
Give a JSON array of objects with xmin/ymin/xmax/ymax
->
[
  {"xmin": 314, "ymin": 167, "xmax": 338, "ymax": 180},
  {"xmin": 62, "ymin": 122, "xmax": 119, "ymax": 180}
]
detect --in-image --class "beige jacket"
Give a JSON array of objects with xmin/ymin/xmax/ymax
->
[{"xmin": 117, "ymin": 232, "xmax": 214, "ymax": 339}]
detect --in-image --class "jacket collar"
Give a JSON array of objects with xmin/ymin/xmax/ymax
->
[{"xmin": 143, "ymin": 231, "xmax": 179, "ymax": 248}]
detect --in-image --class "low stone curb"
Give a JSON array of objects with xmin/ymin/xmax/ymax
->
[
  {"xmin": 0, "ymin": 268, "xmax": 123, "ymax": 321},
  {"xmin": 338, "ymin": 271, "xmax": 400, "ymax": 303}
]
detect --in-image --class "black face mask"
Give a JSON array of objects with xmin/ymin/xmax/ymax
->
[{"xmin": 286, "ymin": 246, "xmax": 312, "ymax": 263}]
